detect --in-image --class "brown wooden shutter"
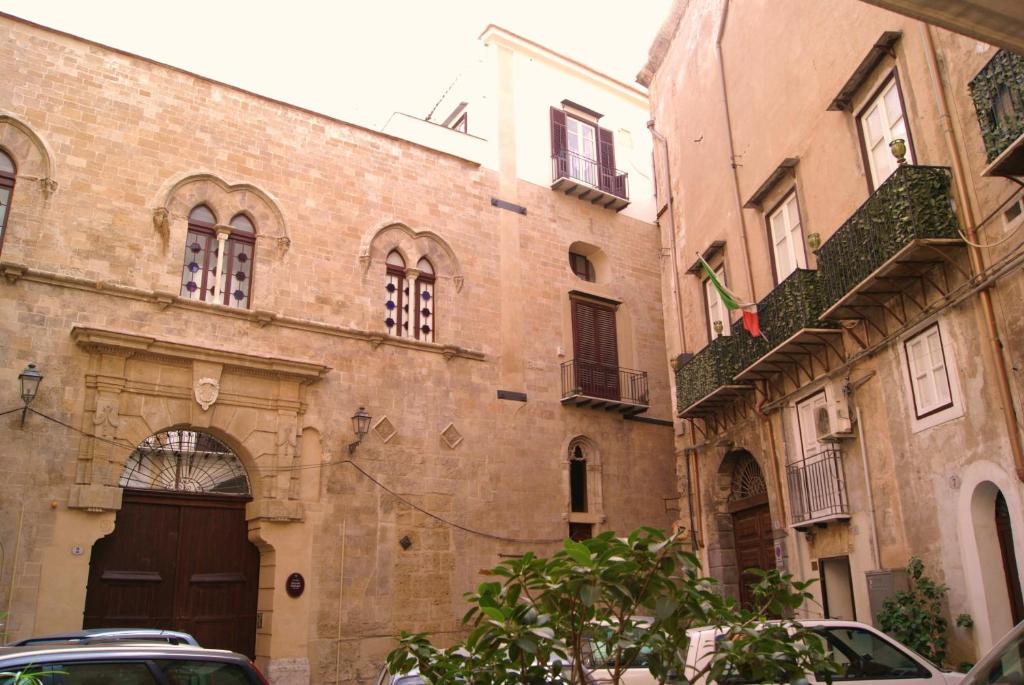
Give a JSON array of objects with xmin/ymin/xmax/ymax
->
[
  {"xmin": 571, "ymin": 298, "xmax": 620, "ymax": 400},
  {"xmin": 551, "ymin": 107, "xmax": 568, "ymax": 179},
  {"xmin": 597, "ymin": 127, "xmax": 616, "ymax": 192}
]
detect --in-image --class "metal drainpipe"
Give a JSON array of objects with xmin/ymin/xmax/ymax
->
[
  {"xmin": 648, "ymin": 121, "xmax": 689, "ymax": 357},
  {"xmin": 921, "ymin": 24, "xmax": 1024, "ymax": 481},
  {"xmin": 715, "ymin": 0, "xmax": 757, "ymax": 303},
  {"xmin": 856, "ymin": 406, "xmax": 883, "ymax": 570},
  {"xmin": 648, "ymin": 121, "xmax": 695, "ymax": 544}
]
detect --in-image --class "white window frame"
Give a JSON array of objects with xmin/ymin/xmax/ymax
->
[
  {"xmin": 858, "ymin": 74, "xmax": 915, "ymax": 190},
  {"xmin": 795, "ymin": 390, "xmax": 829, "ymax": 459},
  {"xmin": 1002, "ymin": 194, "xmax": 1024, "ymax": 234},
  {"xmin": 565, "ymin": 115, "xmax": 598, "ymax": 186},
  {"xmin": 704, "ymin": 263, "xmax": 731, "ymax": 340},
  {"xmin": 901, "ymin": 321, "xmax": 964, "ymax": 432},
  {"xmin": 768, "ymin": 192, "xmax": 808, "ymax": 283}
]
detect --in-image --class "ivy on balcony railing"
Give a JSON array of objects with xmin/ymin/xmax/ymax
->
[
  {"xmin": 815, "ymin": 165, "xmax": 958, "ymax": 307},
  {"xmin": 676, "ymin": 328, "xmax": 768, "ymax": 413},
  {"xmin": 758, "ymin": 269, "xmax": 838, "ymax": 343},
  {"xmin": 969, "ymin": 49, "xmax": 1024, "ymax": 163}
]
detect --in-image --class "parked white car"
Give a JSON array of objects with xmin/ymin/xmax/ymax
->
[
  {"xmin": 958, "ymin": 619, "xmax": 1024, "ymax": 685},
  {"xmin": 584, "ymin": 619, "xmax": 965, "ymax": 685}
]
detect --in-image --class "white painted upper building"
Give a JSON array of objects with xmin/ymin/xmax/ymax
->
[{"xmin": 384, "ymin": 25, "xmax": 657, "ymax": 224}]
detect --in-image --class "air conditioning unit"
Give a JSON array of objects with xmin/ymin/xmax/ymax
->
[{"xmin": 814, "ymin": 387, "xmax": 854, "ymax": 441}]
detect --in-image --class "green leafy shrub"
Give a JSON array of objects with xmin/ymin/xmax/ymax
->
[
  {"xmin": 387, "ymin": 527, "xmax": 836, "ymax": 684},
  {"xmin": 876, "ymin": 557, "xmax": 949, "ymax": 664}
]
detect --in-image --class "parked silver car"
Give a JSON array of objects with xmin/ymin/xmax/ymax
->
[
  {"xmin": 9, "ymin": 628, "xmax": 200, "ymax": 647},
  {"xmin": 0, "ymin": 643, "xmax": 268, "ymax": 684}
]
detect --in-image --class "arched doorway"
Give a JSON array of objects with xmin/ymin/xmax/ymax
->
[
  {"xmin": 725, "ymin": 451, "xmax": 775, "ymax": 609},
  {"xmin": 84, "ymin": 429, "xmax": 259, "ymax": 657}
]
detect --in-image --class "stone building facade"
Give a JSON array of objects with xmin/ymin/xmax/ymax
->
[
  {"xmin": 0, "ymin": 15, "xmax": 677, "ymax": 684},
  {"xmin": 642, "ymin": 0, "xmax": 1024, "ymax": 663}
]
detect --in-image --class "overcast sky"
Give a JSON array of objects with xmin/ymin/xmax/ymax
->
[{"xmin": 0, "ymin": 0, "xmax": 671, "ymax": 129}]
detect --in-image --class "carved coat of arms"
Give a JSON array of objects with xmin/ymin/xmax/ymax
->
[{"xmin": 194, "ymin": 377, "xmax": 220, "ymax": 411}]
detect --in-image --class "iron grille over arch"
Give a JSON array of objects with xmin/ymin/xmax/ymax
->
[
  {"xmin": 729, "ymin": 452, "xmax": 767, "ymax": 502},
  {"xmin": 119, "ymin": 429, "xmax": 250, "ymax": 495}
]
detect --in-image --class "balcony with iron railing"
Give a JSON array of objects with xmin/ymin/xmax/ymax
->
[
  {"xmin": 560, "ymin": 359, "xmax": 649, "ymax": 415},
  {"xmin": 969, "ymin": 49, "xmax": 1024, "ymax": 176},
  {"xmin": 787, "ymin": 445, "xmax": 850, "ymax": 529},
  {"xmin": 735, "ymin": 268, "xmax": 843, "ymax": 386},
  {"xmin": 551, "ymin": 150, "xmax": 630, "ymax": 211},
  {"xmin": 816, "ymin": 164, "xmax": 961, "ymax": 320},
  {"xmin": 676, "ymin": 165, "xmax": 961, "ymax": 424},
  {"xmin": 675, "ymin": 329, "xmax": 767, "ymax": 418}
]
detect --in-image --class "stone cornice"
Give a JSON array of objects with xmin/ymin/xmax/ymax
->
[
  {"xmin": 3, "ymin": 261, "xmax": 486, "ymax": 362},
  {"xmin": 637, "ymin": 0, "xmax": 690, "ymax": 88},
  {"xmin": 72, "ymin": 327, "xmax": 331, "ymax": 385}
]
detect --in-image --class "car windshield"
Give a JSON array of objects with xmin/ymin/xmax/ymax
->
[
  {"xmin": 811, "ymin": 627, "xmax": 928, "ymax": 680},
  {"xmin": 977, "ymin": 633, "xmax": 1024, "ymax": 685},
  {"xmin": 584, "ymin": 638, "xmax": 653, "ymax": 669}
]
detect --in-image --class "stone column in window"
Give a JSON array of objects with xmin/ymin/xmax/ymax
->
[
  {"xmin": 404, "ymin": 268, "xmax": 420, "ymax": 339},
  {"xmin": 213, "ymin": 225, "xmax": 232, "ymax": 302}
]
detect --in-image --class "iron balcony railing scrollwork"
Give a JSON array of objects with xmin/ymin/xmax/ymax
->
[
  {"xmin": 815, "ymin": 165, "xmax": 959, "ymax": 307},
  {"xmin": 969, "ymin": 49, "xmax": 1024, "ymax": 164},
  {"xmin": 561, "ymin": 359, "xmax": 649, "ymax": 407},
  {"xmin": 787, "ymin": 445, "xmax": 849, "ymax": 526},
  {"xmin": 552, "ymin": 150, "xmax": 629, "ymax": 200}
]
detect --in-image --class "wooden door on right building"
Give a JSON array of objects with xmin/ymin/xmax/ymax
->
[{"xmin": 732, "ymin": 502, "xmax": 775, "ymax": 609}]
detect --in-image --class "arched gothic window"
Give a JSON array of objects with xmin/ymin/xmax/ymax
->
[
  {"xmin": 0, "ymin": 150, "xmax": 16, "ymax": 257},
  {"xmin": 384, "ymin": 251, "xmax": 437, "ymax": 342},
  {"xmin": 180, "ymin": 206, "xmax": 256, "ymax": 308},
  {"xmin": 567, "ymin": 437, "xmax": 602, "ymax": 541},
  {"xmin": 384, "ymin": 250, "xmax": 407, "ymax": 336},
  {"xmin": 570, "ymin": 443, "xmax": 588, "ymax": 513},
  {"xmin": 415, "ymin": 257, "xmax": 435, "ymax": 343}
]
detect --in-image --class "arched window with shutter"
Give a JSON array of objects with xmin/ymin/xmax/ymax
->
[{"xmin": 0, "ymin": 150, "xmax": 15, "ymax": 258}]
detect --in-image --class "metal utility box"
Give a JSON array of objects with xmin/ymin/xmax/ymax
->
[{"xmin": 865, "ymin": 569, "xmax": 909, "ymax": 625}]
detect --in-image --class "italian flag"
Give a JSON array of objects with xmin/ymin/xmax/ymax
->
[{"xmin": 698, "ymin": 255, "xmax": 761, "ymax": 338}]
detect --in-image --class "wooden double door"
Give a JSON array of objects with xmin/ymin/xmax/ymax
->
[
  {"xmin": 84, "ymin": 491, "xmax": 259, "ymax": 657},
  {"xmin": 732, "ymin": 500, "xmax": 776, "ymax": 609}
]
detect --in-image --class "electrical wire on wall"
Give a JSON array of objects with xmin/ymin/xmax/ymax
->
[{"xmin": 14, "ymin": 407, "xmax": 566, "ymax": 545}]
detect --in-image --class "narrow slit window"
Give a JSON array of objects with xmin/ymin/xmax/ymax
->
[{"xmin": 570, "ymin": 445, "xmax": 588, "ymax": 513}]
